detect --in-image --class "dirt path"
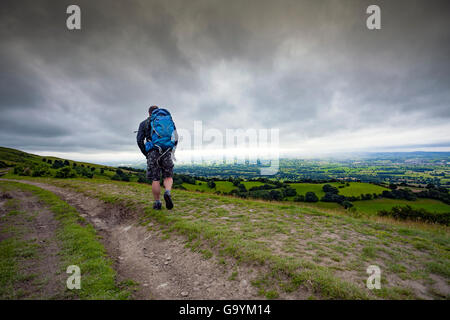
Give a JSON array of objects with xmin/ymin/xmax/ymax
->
[
  {"xmin": 0, "ymin": 188, "xmax": 66, "ymax": 299},
  {"xmin": 2, "ymin": 179, "xmax": 259, "ymax": 300}
]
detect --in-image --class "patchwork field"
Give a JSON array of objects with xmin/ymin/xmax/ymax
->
[
  {"xmin": 181, "ymin": 180, "xmax": 266, "ymax": 193},
  {"xmin": 353, "ymin": 199, "xmax": 450, "ymax": 215},
  {"xmin": 180, "ymin": 179, "xmax": 450, "ymax": 215},
  {"xmin": 286, "ymin": 182, "xmax": 389, "ymax": 199}
]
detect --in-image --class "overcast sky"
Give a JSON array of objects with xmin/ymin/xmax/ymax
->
[{"xmin": 1, "ymin": 0, "xmax": 449, "ymax": 163}]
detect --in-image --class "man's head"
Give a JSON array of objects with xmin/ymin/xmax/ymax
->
[{"xmin": 149, "ymin": 105, "xmax": 158, "ymax": 116}]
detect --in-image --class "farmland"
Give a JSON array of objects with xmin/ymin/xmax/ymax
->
[
  {"xmin": 179, "ymin": 179, "xmax": 449, "ymax": 216},
  {"xmin": 0, "ymin": 146, "xmax": 449, "ymax": 300},
  {"xmin": 174, "ymin": 152, "xmax": 450, "ymax": 188},
  {"xmin": 2, "ymin": 147, "xmax": 449, "ymax": 217}
]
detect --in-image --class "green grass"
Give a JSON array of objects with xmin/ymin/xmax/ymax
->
[
  {"xmin": 42, "ymin": 178, "xmax": 373, "ymax": 299},
  {"xmin": 0, "ymin": 238, "xmax": 39, "ymax": 299},
  {"xmin": 0, "ymin": 181, "xmax": 132, "ymax": 300},
  {"xmin": 286, "ymin": 182, "xmax": 389, "ymax": 199},
  {"xmin": 30, "ymin": 177, "xmax": 450, "ymax": 299},
  {"xmin": 0, "ymin": 146, "xmax": 135, "ymax": 182},
  {"xmin": 181, "ymin": 180, "xmax": 266, "ymax": 193},
  {"xmin": 4, "ymin": 177, "xmax": 450, "ymax": 299},
  {"xmin": 353, "ymin": 198, "xmax": 450, "ymax": 215}
]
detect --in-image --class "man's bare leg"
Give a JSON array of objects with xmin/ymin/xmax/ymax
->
[
  {"xmin": 152, "ymin": 180, "xmax": 161, "ymax": 200},
  {"xmin": 163, "ymin": 177, "xmax": 173, "ymax": 192}
]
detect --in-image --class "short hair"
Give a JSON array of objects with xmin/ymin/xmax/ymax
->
[{"xmin": 149, "ymin": 105, "xmax": 159, "ymax": 114}]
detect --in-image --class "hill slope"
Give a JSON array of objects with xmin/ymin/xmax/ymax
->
[
  {"xmin": 0, "ymin": 146, "xmax": 449, "ymax": 299},
  {"xmin": 1, "ymin": 176, "xmax": 449, "ymax": 299}
]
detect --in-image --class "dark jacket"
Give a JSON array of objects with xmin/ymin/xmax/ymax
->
[{"xmin": 136, "ymin": 117, "xmax": 178, "ymax": 157}]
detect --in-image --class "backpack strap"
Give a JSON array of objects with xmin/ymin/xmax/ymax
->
[{"xmin": 145, "ymin": 117, "xmax": 152, "ymax": 142}]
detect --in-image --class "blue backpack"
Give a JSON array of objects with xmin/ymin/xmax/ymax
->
[{"xmin": 146, "ymin": 108, "xmax": 175, "ymax": 152}]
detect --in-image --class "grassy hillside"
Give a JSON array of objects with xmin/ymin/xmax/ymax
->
[
  {"xmin": 2, "ymin": 146, "xmax": 449, "ymax": 218},
  {"xmin": 353, "ymin": 198, "xmax": 450, "ymax": 215},
  {"xmin": 2, "ymin": 176, "xmax": 448, "ymax": 299},
  {"xmin": 182, "ymin": 180, "xmax": 267, "ymax": 193},
  {"xmin": 0, "ymin": 146, "xmax": 137, "ymax": 181},
  {"xmin": 1, "ymin": 146, "xmax": 449, "ymax": 299},
  {"xmin": 286, "ymin": 182, "xmax": 389, "ymax": 198},
  {"xmin": 0, "ymin": 146, "xmax": 109, "ymax": 169}
]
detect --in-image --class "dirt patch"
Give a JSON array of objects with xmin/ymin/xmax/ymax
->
[
  {"xmin": 7, "ymin": 180, "xmax": 267, "ymax": 300},
  {"xmin": 0, "ymin": 188, "xmax": 66, "ymax": 299}
]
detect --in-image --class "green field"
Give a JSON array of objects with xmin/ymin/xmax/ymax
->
[
  {"xmin": 286, "ymin": 182, "xmax": 389, "ymax": 199},
  {"xmin": 353, "ymin": 198, "xmax": 450, "ymax": 215},
  {"xmin": 182, "ymin": 180, "xmax": 266, "ymax": 193},
  {"xmin": 180, "ymin": 179, "xmax": 450, "ymax": 215},
  {"xmin": 181, "ymin": 181, "xmax": 389, "ymax": 198}
]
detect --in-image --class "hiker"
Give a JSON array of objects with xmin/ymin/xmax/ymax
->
[{"xmin": 137, "ymin": 106, "xmax": 178, "ymax": 210}]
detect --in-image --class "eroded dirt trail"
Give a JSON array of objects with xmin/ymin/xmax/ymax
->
[
  {"xmin": 0, "ymin": 188, "xmax": 66, "ymax": 299},
  {"xmin": 6, "ymin": 180, "xmax": 259, "ymax": 300}
]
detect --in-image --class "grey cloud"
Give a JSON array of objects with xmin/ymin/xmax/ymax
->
[{"xmin": 1, "ymin": 0, "xmax": 449, "ymax": 157}]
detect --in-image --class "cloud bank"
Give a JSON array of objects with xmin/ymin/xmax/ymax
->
[{"xmin": 1, "ymin": 0, "xmax": 449, "ymax": 162}]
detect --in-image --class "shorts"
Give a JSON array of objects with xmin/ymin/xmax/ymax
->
[{"xmin": 146, "ymin": 149, "xmax": 174, "ymax": 181}]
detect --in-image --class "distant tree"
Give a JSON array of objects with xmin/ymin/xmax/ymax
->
[
  {"xmin": 274, "ymin": 181, "xmax": 284, "ymax": 188},
  {"xmin": 91, "ymin": 167, "xmax": 96, "ymax": 172},
  {"xmin": 14, "ymin": 166, "xmax": 24, "ymax": 175},
  {"xmin": 47, "ymin": 159, "xmax": 52, "ymax": 164},
  {"xmin": 269, "ymin": 189, "xmax": 282, "ymax": 201},
  {"xmin": 111, "ymin": 174, "xmax": 121, "ymax": 181},
  {"xmin": 282, "ymin": 187, "xmax": 297, "ymax": 197},
  {"xmin": 207, "ymin": 180, "xmax": 216, "ymax": 189},
  {"xmin": 294, "ymin": 195, "xmax": 305, "ymax": 202},
  {"xmin": 378, "ymin": 205, "xmax": 449, "ymax": 226},
  {"xmin": 100, "ymin": 168, "xmax": 104, "ymax": 174},
  {"xmin": 426, "ymin": 183, "xmax": 435, "ymax": 190},
  {"xmin": 389, "ymin": 183, "xmax": 398, "ymax": 190},
  {"xmin": 382, "ymin": 190, "xmax": 392, "ymax": 198},
  {"xmin": 116, "ymin": 169, "xmax": 124, "ymax": 176},
  {"xmin": 42, "ymin": 158, "xmax": 46, "ymax": 162},
  {"xmin": 342, "ymin": 201, "xmax": 353, "ymax": 209},
  {"xmin": 52, "ymin": 160, "xmax": 64, "ymax": 169},
  {"xmin": 305, "ymin": 192, "xmax": 319, "ymax": 203},
  {"xmin": 438, "ymin": 187, "xmax": 448, "ymax": 194},
  {"xmin": 382, "ymin": 188, "xmax": 416, "ymax": 201},
  {"xmin": 54, "ymin": 167, "xmax": 76, "ymax": 179},
  {"xmin": 323, "ymin": 184, "xmax": 339, "ymax": 194},
  {"xmin": 32, "ymin": 165, "xmax": 50, "ymax": 177},
  {"xmin": 321, "ymin": 192, "xmax": 345, "ymax": 203},
  {"xmin": 232, "ymin": 178, "xmax": 241, "ymax": 186},
  {"xmin": 63, "ymin": 160, "xmax": 70, "ymax": 167},
  {"xmin": 238, "ymin": 183, "xmax": 247, "ymax": 192}
]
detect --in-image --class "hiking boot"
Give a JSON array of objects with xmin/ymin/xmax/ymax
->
[
  {"xmin": 164, "ymin": 191, "xmax": 174, "ymax": 210},
  {"xmin": 153, "ymin": 201, "xmax": 162, "ymax": 210}
]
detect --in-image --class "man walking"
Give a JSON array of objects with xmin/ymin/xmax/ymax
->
[{"xmin": 137, "ymin": 105, "xmax": 178, "ymax": 210}]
